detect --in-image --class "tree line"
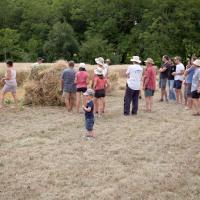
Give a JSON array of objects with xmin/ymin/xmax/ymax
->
[{"xmin": 0, "ymin": 0, "xmax": 200, "ymax": 65}]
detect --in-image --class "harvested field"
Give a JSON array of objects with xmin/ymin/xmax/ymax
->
[{"xmin": 0, "ymin": 90, "xmax": 199, "ymax": 200}]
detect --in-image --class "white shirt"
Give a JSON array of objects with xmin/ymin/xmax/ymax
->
[
  {"xmin": 32, "ymin": 62, "xmax": 40, "ymax": 68},
  {"xmin": 103, "ymin": 64, "xmax": 109, "ymax": 77},
  {"xmin": 175, "ymin": 63, "xmax": 185, "ymax": 81},
  {"xmin": 126, "ymin": 64, "xmax": 143, "ymax": 90}
]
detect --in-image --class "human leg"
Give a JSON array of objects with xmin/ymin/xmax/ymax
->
[
  {"xmin": 76, "ymin": 92, "xmax": 81, "ymax": 113},
  {"xmin": 132, "ymin": 90, "xmax": 139, "ymax": 115},
  {"xmin": 124, "ymin": 86, "xmax": 133, "ymax": 115}
]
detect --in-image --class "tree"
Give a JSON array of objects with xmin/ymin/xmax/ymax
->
[
  {"xmin": 0, "ymin": 28, "xmax": 21, "ymax": 60},
  {"xmin": 43, "ymin": 22, "xmax": 78, "ymax": 61}
]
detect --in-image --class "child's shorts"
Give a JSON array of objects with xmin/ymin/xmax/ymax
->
[
  {"xmin": 95, "ymin": 89, "xmax": 105, "ymax": 98},
  {"xmin": 85, "ymin": 118, "xmax": 94, "ymax": 131}
]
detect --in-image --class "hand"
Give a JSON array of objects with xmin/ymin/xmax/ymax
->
[
  {"xmin": 172, "ymin": 72, "xmax": 176, "ymax": 76},
  {"xmin": 197, "ymin": 88, "xmax": 200, "ymax": 94},
  {"xmin": 1, "ymin": 78, "xmax": 5, "ymax": 83}
]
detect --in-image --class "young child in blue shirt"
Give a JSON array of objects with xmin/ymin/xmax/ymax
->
[{"xmin": 82, "ymin": 89, "xmax": 95, "ymax": 138}]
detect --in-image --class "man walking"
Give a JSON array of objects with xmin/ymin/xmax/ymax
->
[{"xmin": 124, "ymin": 56, "xmax": 143, "ymax": 115}]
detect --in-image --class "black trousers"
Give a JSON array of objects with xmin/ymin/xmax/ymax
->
[{"xmin": 124, "ymin": 85, "xmax": 140, "ymax": 115}]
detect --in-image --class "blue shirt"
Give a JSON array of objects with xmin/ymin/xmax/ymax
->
[
  {"xmin": 186, "ymin": 66, "xmax": 195, "ymax": 84},
  {"xmin": 61, "ymin": 68, "xmax": 76, "ymax": 92},
  {"xmin": 85, "ymin": 100, "xmax": 94, "ymax": 119}
]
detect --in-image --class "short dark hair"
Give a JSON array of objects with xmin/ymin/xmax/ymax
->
[
  {"xmin": 163, "ymin": 55, "xmax": 170, "ymax": 61},
  {"xmin": 79, "ymin": 67, "xmax": 86, "ymax": 71},
  {"xmin": 68, "ymin": 61, "xmax": 74, "ymax": 67},
  {"xmin": 6, "ymin": 60, "xmax": 13, "ymax": 66}
]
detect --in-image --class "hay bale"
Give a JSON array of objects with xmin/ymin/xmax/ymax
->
[
  {"xmin": 24, "ymin": 60, "xmax": 67, "ymax": 106},
  {"xmin": 29, "ymin": 64, "xmax": 51, "ymax": 80},
  {"xmin": 24, "ymin": 81, "xmax": 44, "ymax": 105},
  {"xmin": 107, "ymin": 72, "xmax": 119, "ymax": 94}
]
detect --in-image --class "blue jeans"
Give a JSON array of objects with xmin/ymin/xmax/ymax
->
[{"xmin": 168, "ymin": 80, "xmax": 176, "ymax": 100}]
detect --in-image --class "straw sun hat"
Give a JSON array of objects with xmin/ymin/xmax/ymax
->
[
  {"xmin": 95, "ymin": 57, "xmax": 104, "ymax": 66},
  {"xmin": 79, "ymin": 63, "xmax": 86, "ymax": 69},
  {"xmin": 144, "ymin": 58, "xmax": 154, "ymax": 65},
  {"xmin": 193, "ymin": 59, "xmax": 200, "ymax": 67},
  {"xmin": 94, "ymin": 67, "xmax": 104, "ymax": 75},
  {"xmin": 130, "ymin": 56, "xmax": 141, "ymax": 63}
]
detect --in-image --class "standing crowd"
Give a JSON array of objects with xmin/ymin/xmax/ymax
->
[
  {"xmin": 0, "ymin": 55, "xmax": 200, "ymax": 138},
  {"xmin": 124, "ymin": 55, "xmax": 200, "ymax": 117}
]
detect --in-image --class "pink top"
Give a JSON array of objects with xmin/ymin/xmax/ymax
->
[
  {"xmin": 143, "ymin": 66, "xmax": 156, "ymax": 90},
  {"xmin": 94, "ymin": 76, "xmax": 107, "ymax": 91},
  {"xmin": 75, "ymin": 71, "xmax": 88, "ymax": 88}
]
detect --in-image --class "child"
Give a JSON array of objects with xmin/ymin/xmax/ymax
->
[
  {"xmin": 75, "ymin": 63, "xmax": 89, "ymax": 113},
  {"xmin": 82, "ymin": 88, "xmax": 95, "ymax": 138},
  {"xmin": 93, "ymin": 67, "xmax": 108, "ymax": 117},
  {"xmin": 0, "ymin": 60, "xmax": 18, "ymax": 109}
]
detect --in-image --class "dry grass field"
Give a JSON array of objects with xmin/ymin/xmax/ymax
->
[
  {"xmin": 0, "ymin": 86, "xmax": 200, "ymax": 199},
  {"xmin": 0, "ymin": 63, "xmax": 199, "ymax": 199}
]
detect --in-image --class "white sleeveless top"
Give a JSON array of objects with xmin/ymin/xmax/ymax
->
[{"xmin": 5, "ymin": 68, "xmax": 17, "ymax": 86}]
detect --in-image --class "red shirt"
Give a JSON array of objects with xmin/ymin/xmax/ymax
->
[
  {"xmin": 94, "ymin": 76, "xmax": 107, "ymax": 91},
  {"xmin": 75, "ymin": 71, "xmax": 88, "ymax": 88},
  {"xmin": 143, "ymin": 66, "xmax": 156, "ymax": 90}
]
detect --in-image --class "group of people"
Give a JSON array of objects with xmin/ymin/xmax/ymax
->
[
  {"xmin": 0, "ymin": 55, "xmax": 200, "ymax": 138},
  {"xmin": 158, "ymin": 55, "xmax": 200, "ymax": 115},
  {"xmin": 124, "ymin": 55, "xmax": 200, "ymax": 118}
]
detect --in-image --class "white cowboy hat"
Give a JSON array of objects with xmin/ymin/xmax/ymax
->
[
  {"xmin": 94, "ymin": 67, "xmax": 104, "ymax": 75},
  {"xmin": 193, "ymin": 59, "xmax": 200, "ymax": 67},
  {"xmin": 79, "ymin": 63, "xmax": 86, "ymax": 69},
  {"xmin": 130, "ymin": 56, "xmax": 141, "ymax": 63},
  {"xmin": 95, "ymin": 57, "xmax": 104, "ymax": 66},
  {"xmin": 144, "ymin": 58, "xmax": 154, "ymax": 65}
]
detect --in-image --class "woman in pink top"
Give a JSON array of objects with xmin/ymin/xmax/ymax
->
[
  {"xmin": 93, "ymin": 67, "xmax": 108, "ymax": 117},
  {"xmin": 75, "ymin": 63, "xmax": 89, "ymax": 113},
  {"xmin": 143, "ymin": 58, "xmax": 157, "ymax": 112}
]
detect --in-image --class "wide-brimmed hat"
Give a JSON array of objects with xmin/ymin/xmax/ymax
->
[
  {"xmin": 130, "ymin": 56, "xmax": 141, "ymax": 63},
  {"xmin": 193, "ymin": 59, "xmax": 200, "ymax": 67},
  {"xmin": 79, "ymin": 63, "xmax": 86, "ymax": 69},
  {"xmin": 95, "ymin": 57, "xmax": 104, "ymax": 66},
  {"xmin": 94, "ymin": 67, "xmax": 104, "ymax": 75},
  {"xmin": 83, "ymin": 88, "xmax": 95, "ymax": 96},
  {"xmin": 144, "ymin": 58, "xmax": 154, "ymax": 64},
  {"xmin": 105, "ymin": 59, "xmax": 111, "ymax": 63}
]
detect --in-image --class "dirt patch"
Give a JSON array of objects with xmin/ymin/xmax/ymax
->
[{"xmin": 0, "ymin": 90, "xmax": 199, "ymax": 200}]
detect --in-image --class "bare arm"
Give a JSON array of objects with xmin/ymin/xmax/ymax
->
[
  {"xmin": 4, "ymin": 69, "xmax": 12, "ymax": 80},
  {"xmin": 82, "ymin": 106, "xmax": 92, "ymax": 112}
]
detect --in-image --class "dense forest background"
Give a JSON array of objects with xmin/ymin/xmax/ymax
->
[{"xmin": 0, "ymin": 0, "xmax": 200, "ymax": 64}]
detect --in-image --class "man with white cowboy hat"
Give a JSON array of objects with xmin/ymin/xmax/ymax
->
[
  {"xmin": 124, "ymin": 56, "xmax": 143, "ymax": 116},
  {"xmin": 191, "ymin": 59, "xmax": 200, "ymax": 116}
]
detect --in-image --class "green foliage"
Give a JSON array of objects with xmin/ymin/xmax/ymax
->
[
  {"xmin": 0, "ymin": 28, "xmax": 21, "ymax": 60},
  {"xmin": 0, "ymin": 0, "xmax": 199, "ymax": 63},
  {"xmin": 43, "ymin": 22, "xmax": 78, "ymax": 61}
]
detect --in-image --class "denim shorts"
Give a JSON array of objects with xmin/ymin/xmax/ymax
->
[
  {"xmin": 145, "ymin": 89, "xmax": 155, "ymax": 97},
  {"xmin": 85, "ymin": 118, "xmax": 94, "ymax": 131},
  {"xmin": 186, "ymin": 83, "xmax": 192, "ymax": 97},
  {"xmin": 160, "ymin": 78, "xmax": 167, "ymax": 89},
  {"xmin": 174, "ymin": 80, "xmax": 182, "ymax": 89}
]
